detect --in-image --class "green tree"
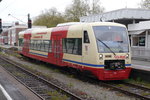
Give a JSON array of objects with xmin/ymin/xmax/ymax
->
[
  {"xmin": 33, "ymin": 8, "xmax": 66, "ymax": 27},
  {"xmin": 140, "ymin": 0, "xmax": 150, "ymax": 9}
]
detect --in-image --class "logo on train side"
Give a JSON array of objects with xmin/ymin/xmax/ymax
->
[
  {"xmin": 33, "ymin": 36, "xmax": 43, "ymax": 38},
  {"xmin": 36, "ymin": 32, "xmax": 47, "ymax": 35}
]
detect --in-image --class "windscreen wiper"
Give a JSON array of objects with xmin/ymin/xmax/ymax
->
[{"xmin": 97, "ymin": 38, "xmax": 116, "ymax": 56}]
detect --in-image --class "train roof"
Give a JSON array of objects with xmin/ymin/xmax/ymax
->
[
  {"xmin": 56, "ymin": 22, "xmax": 126, "ymax": 28},
  {"xmin": 57, "ymin": 22, "xmax": 82, "ymax": 27},
  {"xmin": 86, "ymin": 22, "xmax": 126, "ymax": 27},
  {"xmin": 19, "ymin": 28, "xmax": 53, "ymax": 35},
  {"xmin": 31, "ymin": 28, "xmax": 52, "ymax": 34},
  {"xmin": 19, "ymin": 22, "xmax": 126, "ymax": 36}
]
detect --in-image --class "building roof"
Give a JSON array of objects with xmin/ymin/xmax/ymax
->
[
  {"xmin": 80, "ymin": 8, "xmax": 150, "ymax": 25},
  {"xmin": 128, "ymin": 20, "xmax": 150, "ymax": 31}
]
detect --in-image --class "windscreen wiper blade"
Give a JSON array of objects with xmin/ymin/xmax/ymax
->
[{"xmin": 97, "ymin": 38, "xmax": 116, "ymax": 56}]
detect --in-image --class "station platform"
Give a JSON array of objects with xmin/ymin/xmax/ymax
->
[
  {"xmin": 132, "ymin": 60, "xmax": 150, "ymax": 71},
  {"xmin": 0, "ymin": 65, "xmax": 41, "ymax": 100},
  {"xmin": 0, "ymin": 87, "xmax": 7, "ymax": 100},
  {"xmin": 0, "ymin": 45, "xmax": 18, "ymax": 49}
]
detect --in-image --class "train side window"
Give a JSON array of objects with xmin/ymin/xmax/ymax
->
[
  {"xmin": 41, "ymin": 41, "xmax": 45, "ymax": 51},
  {"xmin": 62, "ymin": 38, "xmax": 67, "ymax": 53},
  {"xmin": 49, "ymin": 40, "xmax": 52, "ymax": 52},
  {"xmin": 63, "ymin": 38, "xmax": 82, "ymax": 55},
  {"xmin": 34, "ymin": 40, "xmax": 38, "ymax": 50},
  {"xmin": 32, "ymin": 40, "xmax": 34, "ymax": 50},
  {"xmin": 67, "ymin": 39, "xmax": 75, "ymax": 54},
  {"xmin": 33, "ymin": 40, "xmax": 36, "ymax": 50},
  {"xmin": 29, "ymin": 40, "xmax": 32, "ymax": 49},
  {"xmin": 37, "ymin": 40, "xmax": 41, "ymax": 51},
  {"xmin": 30, "ymin": 40, "xmax": 33, "ymax": 50},
  {"xmin": 84, "ymin": 31, "xmax": 90, "ymax": 43},
  {"xmin": 72, "ymin": 38, "xmax": 82, "ymax": 55},
  {"xmin": 19, "ymin": 38, "xmax": 23, "ymax": 46},
  {"xmin": 32, "ymin": 40, "xmax": 35, "ymax": 50},
  {"xmin": 44, "ymin": 40, "xmax": 50, "ymax": 52}
]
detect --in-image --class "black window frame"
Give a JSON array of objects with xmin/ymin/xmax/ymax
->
[
  {"xmin": 84, "ymin": 30, "xmax": 90, "ymax": 43},
  {"xmin": 19, "ymin": 38, "xmax": 24, "ymax": 47}
]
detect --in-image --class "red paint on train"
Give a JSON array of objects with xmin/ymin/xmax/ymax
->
[{"xmin": 19, "ymin": 25, "xmax": 131, "ymax": 81}]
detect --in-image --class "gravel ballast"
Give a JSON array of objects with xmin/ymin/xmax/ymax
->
[{"xmin": 7, "ymin": 54, "xmax": 138, "ymax": 100}]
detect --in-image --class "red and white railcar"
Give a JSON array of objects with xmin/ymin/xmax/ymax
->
[{"xmin": 18, "ymin": 22, "xmax": 132, "ymax": 80}]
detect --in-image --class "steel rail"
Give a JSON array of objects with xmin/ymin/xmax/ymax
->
[
  {"xmin": 99, "ymin": 81, "xmax": 150, "ymax": 100},
  {"xmin": 0, "ymin": 56, "xmax": 83, "ymax": 100},
  {"xmin": 1, "ymin": 54, "xmax": 150, "ymax": 100},
  {"xmin": 123, "ymin": 82, "xmax": 150, "ymax": 91}
]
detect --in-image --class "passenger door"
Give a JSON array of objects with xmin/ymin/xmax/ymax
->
[
  {"xmin": 52, "ymin": 35, "xmax": 62, "ymax": 65},
  {"xmin": 22, "ymin": 33, "xmax": 31, "ymax": 55}
]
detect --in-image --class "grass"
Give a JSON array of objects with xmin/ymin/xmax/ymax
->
[
  {"xmin": 67, "ymin": 82, "xmax": 74, "ymax": 88},
  {"xmin": 124, "ymin": 78, "xmax": 150, "ymax": 88},
  {"xmin": 47, "ymin": 90, "xmax": 68, "ymax": 100},
  {"xmin": 117, "ymin": 84, "xmax": 124, "ymax": 87},
  {"xmin": 53, "ymin": 69, "xmax": 60, "ymax": 73},
  {"xmin": 116, "ymin": 84, "xmax": 129, "ymax": 89},
  {"xmin": 13, "ymin": 72, "xmax": 26, "ymax": 77},
  {"xmin": 0, "ymin": 51, "xmax": 8, "ymax": 57},
  {"xmin": 141, "ymin": 92, "xmax": 150, "ymax": 96},
  {"xmin": 68, "ymin": 74, "xmax": 75, "ymax": 78}
]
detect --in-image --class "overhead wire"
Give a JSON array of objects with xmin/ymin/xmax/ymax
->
[
  {"xmin": 0, "ymin": 0, "xmax": 27, "ymax": 24},
  {"xmin": 0, "ymin": 0, "xmax": 18, "ymax": 14},
  {"xmin": 8, "ymin": 14, "xmax": 26, "ymax": 24}
]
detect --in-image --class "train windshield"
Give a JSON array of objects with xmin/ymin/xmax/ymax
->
[{"xmin": 93, "ymin": 26, "xmax": 129, "ymax": 53}]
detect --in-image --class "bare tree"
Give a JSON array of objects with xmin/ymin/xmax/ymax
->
[
  {"xmin": 33, "ymin": 8, "xmax": 66, "ymax": 27},
  {"xmin": 65, "ymin": 0, "xmax": 104, "ymax": 22},
  {"xmin": 140, "ymin": 0, "xmax": 150, "ymax": 9},
  {"xmin": 90, "ymin": 0, "xmax": 105, "ymax": 14},
  {"xmin": 33, "ymin": 0, "xmax": 105, "ymax": 26},
  {"xmin": 65, "ymin": 0, "xmax": 90, "ymax": 21}
]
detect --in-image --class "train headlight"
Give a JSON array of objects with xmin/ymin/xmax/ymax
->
[
  {"xmin": 126, "ymin": 54, "xmax": 129, "ymax": 59},
  {"xmin": 99, "ymin": 54, "xmax": 103, "ymax": 59}
]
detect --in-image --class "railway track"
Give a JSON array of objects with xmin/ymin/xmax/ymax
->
[
  {"xmin": 0, "ymin": 54, "xmax": 150, "ymax": 100},
  {"xmin": 99, "ymin": 81, "xmax": 150, "ymax": 100},
  {"xmin": 76, "ymin": 73, "xmax": 150, "ymax": 100},
  {"xmin": 0, "ymin": 56, "xmax": 84, "ymax": 100},
  {"xmin": 62, "ymin": 64, "xmax": 150, "ymax": 100},
  {"xmin": 62, "ymin": 66, "xmax": 150, "ymax": 100}
]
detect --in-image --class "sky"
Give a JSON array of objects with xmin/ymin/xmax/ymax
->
[{"xmin": 0, "ymin": 0, "xmax": 142, "ymax": 24}]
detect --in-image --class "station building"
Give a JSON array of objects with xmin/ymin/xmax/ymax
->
[
  {"xmin": 80, "ymin": 8, "xmax": 150, "ymax": 60},
  {"xmin": 0, "ymin": 22, "xmax": 47, "ymax": 46},
  {"xmin": 0, "ymin": 22, "xmax": 27, "ymax": 46}
]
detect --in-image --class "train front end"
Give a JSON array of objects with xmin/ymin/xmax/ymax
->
[{"xmin": 92, "ymin": 23, "xmax": 131, "ymax": 80}]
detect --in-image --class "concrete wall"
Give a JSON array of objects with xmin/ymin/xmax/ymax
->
[{"xmin": 131, "ymin": 47, "xmax": 150, "ymax": 60}]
